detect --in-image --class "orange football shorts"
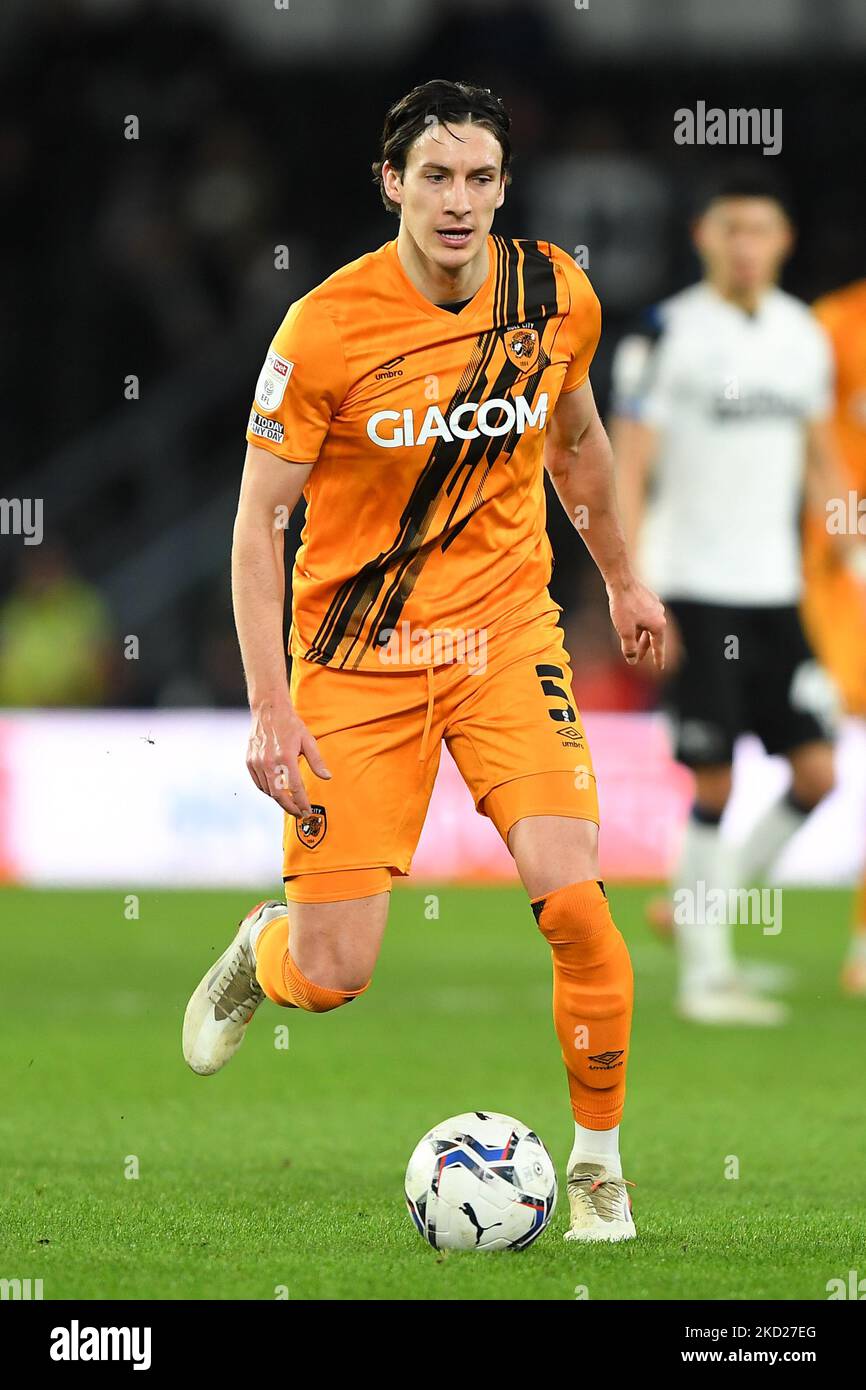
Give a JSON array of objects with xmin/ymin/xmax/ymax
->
[{"xmin": 282, "ymin": 602, "xmax": 599, "ymax": 901}]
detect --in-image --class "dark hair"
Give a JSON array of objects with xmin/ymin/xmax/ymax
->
[
  {"xmin": 693, "ymin": 165, "xmax": 793, "ymax": 220},
  {"xmin": 372, "ymin": 79, "xmax": 512, "ymax": 216}
]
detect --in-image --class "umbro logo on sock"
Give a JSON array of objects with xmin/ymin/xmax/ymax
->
[{"xmin": 588, "ymin": 1050, "xmax": 624, "ymax": 1070}]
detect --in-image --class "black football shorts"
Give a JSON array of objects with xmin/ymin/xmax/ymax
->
[{"xmin": 663, "ymin": 599, "xmax": 835, "ymax": 768}]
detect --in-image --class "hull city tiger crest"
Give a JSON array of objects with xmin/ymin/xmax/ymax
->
[
  {"xmin": 503, "ymin": 326, "xmax": 540, "ymax": 373},
  {"xmin": 296, "ymin": 804, "xmax": 327, "ymax": 848}
]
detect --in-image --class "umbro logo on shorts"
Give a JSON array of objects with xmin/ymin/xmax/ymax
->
[
  {"xmin": 559, "ymin": 724, "xmax": 584, "ymax": 745},
  {"xmin": 296, "ymin": 805, "xmax": 327, "ymax": 848}
]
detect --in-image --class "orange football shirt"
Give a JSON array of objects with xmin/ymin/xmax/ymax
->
[
  {"xmin": 813, "ymin": 279, "xmax": 866, "ymax": 493},
  {"xmin": 246, "ymin": 234, "xmax": 601, "ymax": 671},
  {"xmin": 803, "ymin": 280, "xmax": 866, "ymax": 568},
  {"xmin": 801, "ymin": 280, "xmax": 866, "ymax": 713}
]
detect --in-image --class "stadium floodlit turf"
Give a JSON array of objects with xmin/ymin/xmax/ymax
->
[{"xmin": 1, "ymin": 885, "xmax": 863, "ymax": 1301}]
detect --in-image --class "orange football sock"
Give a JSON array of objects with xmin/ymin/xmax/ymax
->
[
  {"xmin": 254, "ymin": 913, "xmax": 371, "ymax": 1012},
  {"xmin": 532, "ymin": 879, "xmax": 633, "ymax": 1131}
]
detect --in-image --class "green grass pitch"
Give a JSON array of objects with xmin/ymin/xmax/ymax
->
[{"xmin": 1, "ymin": 884, "xmax": 863, "ymax": 1300}]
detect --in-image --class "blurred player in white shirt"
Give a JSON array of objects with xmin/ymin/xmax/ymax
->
[{"xmin": 611, "ymin": 173, "xmax": 864, "ymax": 1025}]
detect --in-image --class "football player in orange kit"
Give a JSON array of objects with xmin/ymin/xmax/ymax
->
[
  {"xmin": 802, "ymin": 279, "xmax": 866, "ymax": 994},
  {"xmin": 183, "ymin": 80, "xmax": 665, "ymax": 1242}
]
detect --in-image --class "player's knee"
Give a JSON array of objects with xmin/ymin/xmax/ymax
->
[
  {"xmin": 283, "ymin": 874, "xmax": 389, "ymax": 1006},
  {"xmin": 533, "ymin": 879, "xmax": 620, "ymax": 951},
  {"xmin": 285, "ymin": 953, "xmax": 372, "ymax": 1012},
  {"xmin": 692, "ymin": 765, "xmax": 733, "ymax": 817},
  {"xmin": 289, "ymin": 944, "xmax": 377, "ymax": 997},
  {"xmin": 310, "ymin": 963, "xmax": 372, "ymax": 995},
  {"xmin": 796, "ymin": 776, "xmax": 834, "ymax": 811},
  {"xmin": 790, "ymin": 765, "xmax": 835, "ymax": 809}
]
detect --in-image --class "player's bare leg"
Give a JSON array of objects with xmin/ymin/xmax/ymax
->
[
  {"xmin": 509, "ymin": 815, "xmax": 636, "ymax": 1243},
  {"xmin": 788, "ymin": 740, "xmax": 835, "ymax": 809},
  {"xmin": 183, "ymin": 891, "xmax": 388, "ymax": 1075},
  {"xmin": 259, "ymin": 892, "xmax": 389, "ymax": 998}
]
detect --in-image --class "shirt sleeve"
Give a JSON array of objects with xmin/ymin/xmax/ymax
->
[
  {"xmin": 609, "ymin": 305, "xmax": 671, "ymax": 426},
  {"xmin": 245, "ymin": 294, "xmax": 348, "ymax": 462},
  {"xmin": 559, "ymin": 258, "xmax": 602, "ymax": 394}
]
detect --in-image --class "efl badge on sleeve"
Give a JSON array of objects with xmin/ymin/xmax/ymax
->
[
  {"xmin": 254, "ymin": 349, "xmax": 294, "ymax": 414},
  {"xmin": 296, "ymin": 805, "xmax": 327, "ymax": 849},
  {"xmin": 504, "ymin": 327, "xmax": 539, "ymax": 373}
]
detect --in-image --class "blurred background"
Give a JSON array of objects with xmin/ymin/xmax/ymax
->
[{"xmin": 1, "ymin": 0, "xmax": 865, "ymax": 884}]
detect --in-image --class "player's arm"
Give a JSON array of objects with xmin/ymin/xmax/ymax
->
[
  {"xmin": 544, "ymin": 378, "xmax": 666, "ymax": 669},
  {"xmin": 233, "ymin": 442, "xmax": 330, "ymax": 817},
  {"xmin": 608, "ymin": 415, "xmax": 658, "ymax": 559},
  {"xmin": 606, "ymin": 414, "xmax": 685, "ymax": 674},
  {"xmin": 605, "ymin": 320, "xmax": 666, "ymax": 560}
]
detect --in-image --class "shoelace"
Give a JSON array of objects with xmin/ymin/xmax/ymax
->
[
  {"xmin": 570, "ymin": 1173, "xmax": 636, "ymax": 1221},
  {"xmin": 209, "ymin": 950, "xmax": 263, "ymax": 1023}
]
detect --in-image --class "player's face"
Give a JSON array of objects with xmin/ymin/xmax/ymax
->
[
  {"xmin": 693, "ymin": 197, "xmax": 793, "ymax": 295},
  {"xmin": 385, "ymin": 121, "xmax": 506, "ymax": 269}
]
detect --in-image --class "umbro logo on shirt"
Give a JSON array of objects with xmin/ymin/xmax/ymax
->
[{"xmin": 375, "ymin": 355, "xmax": 405, "ymax": 380}]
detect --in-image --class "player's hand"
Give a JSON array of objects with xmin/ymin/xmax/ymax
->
[
  {"xmin": 606, "ymin": 577, "xmax": 667, "ymax": 672},
  {"xmin": 246, "ymin": 701, "xmax": 331, "ymax": 818},
  {"xmin": 656, "ymin": 605, "xmax": 683, "ymax": 674},
  {"xmin": 637, "ymin": 603, "xmax": 682, "ymax": 677}
]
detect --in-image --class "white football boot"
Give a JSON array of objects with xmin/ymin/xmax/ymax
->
[
  {"xmin": 183, "ymin": 899, "xmax": 285, "ymax": 1076},
  {"xmin": 645, "ymin": 896, "xmax": 795, "ymax": 1000},
  {"xmin": 678, "ymin": 982, "xmax": 788, "ymax": 1026},
  {"xmin": 735, "ymin": 959, "xmax": 796, "ymax": 995},
  {"xmin": 564, "ymin": 1162, "xmax": 636, "ymax": 1243}
]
